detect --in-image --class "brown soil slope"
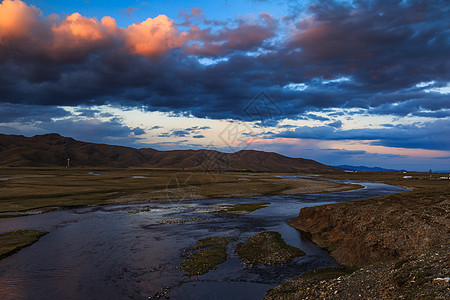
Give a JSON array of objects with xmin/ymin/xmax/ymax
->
[
  {"xmin": 289, "ymin": 179, "xmax": 450, "ymax": 267},
  {"xmin": 0, "ymin": 133, "xmax": 337, "ymax": 172}
]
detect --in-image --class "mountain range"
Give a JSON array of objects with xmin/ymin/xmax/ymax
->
[
  {"xmin": 0, "ymin": 133, "xmax": 338, "ymax": 173},
  {"xmin": 334, "ymin": 165, "xmax": 408, "ymax": 172}
]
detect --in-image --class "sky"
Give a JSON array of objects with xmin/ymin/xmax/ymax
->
[{"xmin": 0, "ymin": 0, "xmax": 449, "ymax": 171}]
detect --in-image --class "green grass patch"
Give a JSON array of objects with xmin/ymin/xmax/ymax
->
[
  {"xmin": 236, "ymin": 231, "xmax": 305, "ymax": 265},
  {"xmin": 213, "ymin": 202, "xmax": 270, "ymax": 214},
  {"xmin": 0, "ymin": 230, "xmax": 49, "ymax": 259},
  {"xmin": 180, "ymin": 237, "xmax": 235, "ymax": 276}
]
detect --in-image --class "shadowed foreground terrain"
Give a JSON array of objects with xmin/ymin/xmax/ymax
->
[{"xmin": 268, "ymin": 173, "xmax": 449, "ymax": 299}]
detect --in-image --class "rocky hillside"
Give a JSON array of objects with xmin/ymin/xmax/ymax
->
[{"xmin": 0, "ymin": 133, "xmax": 337, "ymax": 172}]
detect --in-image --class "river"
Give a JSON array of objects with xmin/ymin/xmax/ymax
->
[{"xmin": 0, "ymin": 180, "xmax": 406, "ymax": 300}]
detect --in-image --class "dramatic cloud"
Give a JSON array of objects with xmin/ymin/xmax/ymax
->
[
  {"xmin": 0, "ymin": 0, "xmax": 449, "ymax": 169},
  {"xmin": 158, "ymin": 126, "xmax": 211, "ymax": 138},
  {"xmin": 121, "ymin": 15, "xmax": 188, "ymax": 58},
  {"xmin": 38, "ymin": 118, "xmax": 146, "ymax": 146},
  {"xmin": 0, "ymin": 0, "xmax": 40, "ymax": 42},
  {"xmin": 0, "ymin": 0, "xmax": 187, "ymax": 62},
  {"xmin": 0, "ymin": 0, "xmax": 448, "ymax": 122},
  {"xmin": 0, "ymin": 103, "xmax": 70, "ymax": 123},
  {"xmin": 187, "ymin": 12, "xmax": 277, "ymax": 57}
]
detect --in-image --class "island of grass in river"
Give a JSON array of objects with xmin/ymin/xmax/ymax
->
[
  {"xmin": 236, "ymin": 231, "xmax": 305, "ymax": 266},
  {"xmin": 212, "ymin": 202, "xmax": 270, "ymax": 214},
  {"xmin": 0, "ymin": 230, "xmax": 48, "ymax": 259},
  {"xmin": 180, "ymin": 237, "xmax": 235, "ymax": 277}
]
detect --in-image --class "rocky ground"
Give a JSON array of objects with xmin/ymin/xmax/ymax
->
[{"xmin": 265, "ymin": 245, "xmax": 449, "ymax": 299}]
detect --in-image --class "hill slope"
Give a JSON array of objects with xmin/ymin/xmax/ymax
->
[{"xmin": 0, "ymin": 133, "xmax": 337, "ymax": 172}]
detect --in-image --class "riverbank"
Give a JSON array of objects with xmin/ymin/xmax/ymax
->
[
  {"xmin": 269, "ymin": 173, "xmax": 449, "ymax": 299},
  {"xmin": 0, "ymin": 168, "xmax": 361, "ymax": 217}
]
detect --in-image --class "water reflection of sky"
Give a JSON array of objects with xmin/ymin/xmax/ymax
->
[{"xmin": 0, "ymin": 181, "xmax": 406, "ymax": 300}]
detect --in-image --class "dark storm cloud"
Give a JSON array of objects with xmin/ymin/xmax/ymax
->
[
  {"xmin": 305, "ymin": 114, "xmax": 330, "ymax": 121},
  {"xmin": 131, "ymin": 127, "xmax": 146, "ymax": 135},
  {"xmin": 0, "ymin": 103, "xmax": 70, "ymax": 123},
  {"xmin": 0, "ymin": 0, "xmax": 448, "ymax": 126},
  {"xmin": 274, "ymin": 119, "xmax": 450, "ymax": 151},
  {"xmin": 38, "ymin": 118, "xmax": 146, "ymax": 146},
  {"xmin": 158, "ymin": 126, "xmax": 210, "ymax": 138},
  {"xmin": 193, "ymin": 134, "xmax": 205, "ymax": 139},
  {"xmin": 75, "ymin": 108, "xmax": 101, "ymax": 118},
  {"xmin": 171, "ymin": 130, "xmax": 190, "ymax": 137},
  {"xmin": 186, "ymin": 12, "xmax": 278, "ymax": 57},
  {"xmin": 327, "ymin": 120, "xmax": 342, "ymax": 128}
]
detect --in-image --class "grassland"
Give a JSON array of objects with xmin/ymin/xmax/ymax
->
[
  {"xmin": 0, "ymin": 168, "xmax": 360, "ymax": 217},
  {"xmin": 0, "ymin": 230, "xmax": 48, "ymax": 259}
]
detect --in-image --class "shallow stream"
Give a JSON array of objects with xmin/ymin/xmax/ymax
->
[{"xmin": 0, "ymin": 180, "xmax": 406, "ymax": 300}]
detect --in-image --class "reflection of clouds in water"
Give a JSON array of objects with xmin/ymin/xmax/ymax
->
[{"xmin": 0, "ymin": 180, "xmax": 406, "ymax": 299}]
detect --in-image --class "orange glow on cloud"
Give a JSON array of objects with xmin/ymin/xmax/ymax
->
[
  {"xmin": 121, "ymin": 15, "xmax": 188, "ymax": 58},
  {"xmin": 52, "ymin": 13, "xmax": 107, "ymax": 42},
  {"xmin": 0, "ymin": 0, "xmax": 40, "ymax": 42},
  {"xmin": 0, "ymin": 0, "xmax": 188, "ymax": 60},
  {"xmin": 48, "ymin": 13, "xmax": 113, "ymax": 61}
]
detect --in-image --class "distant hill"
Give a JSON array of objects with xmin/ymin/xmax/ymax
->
[
  {"xmin": 335, "ymin": 165, "xmax": 408, "ymax": 172},
  {"xmin": 0, "ymin": 133, "xmax": 338, "ymax": 173}
]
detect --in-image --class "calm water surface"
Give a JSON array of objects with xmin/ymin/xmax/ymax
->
[{"xmin": 0, "ymin": 180, "xmax": 406, "ymax": 300}]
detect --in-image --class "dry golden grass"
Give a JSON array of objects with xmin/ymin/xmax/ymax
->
[{"xmin": 0, "ymin": 168, "xmax": 359, "ymax": 216}]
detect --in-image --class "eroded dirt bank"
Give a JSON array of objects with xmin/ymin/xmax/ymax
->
[
  {"xmin": 289, "ymin": 187, "xmax": 449, "ymax": 266},
  {"xmin": 268, "ymin": 178, "xmax": 450, "ymax": 299}
]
